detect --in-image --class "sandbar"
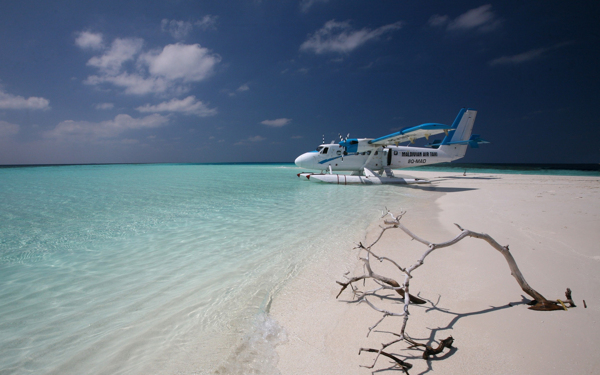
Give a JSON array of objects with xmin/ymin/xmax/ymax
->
[{"xmin": 271, "ymin": 171, "xmax": 600, "ymax": 374}]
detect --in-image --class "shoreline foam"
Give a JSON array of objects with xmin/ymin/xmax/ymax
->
[{"xmin": 271, "ymin": 171, "xmax": 600, "ymax": 374}]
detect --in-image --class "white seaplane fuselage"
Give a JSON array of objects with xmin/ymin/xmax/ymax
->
[
  {"xmin": 294, "ymin": 143, "xmax": 464, "ymax": 184},
  {"xmin": 294, "ymin": 108, "xmax": 484, "ymax": 184},
  {"xmin": 295, "ymin": 143, "xmax": 463, "ymax": 172}
]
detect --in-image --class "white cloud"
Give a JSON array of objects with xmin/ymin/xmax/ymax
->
[
  {"xmin": 78, "ymin": 30, "xmax": 221, "ymax": 95},
  {"xmin": 136, "ymin": 96, "xmax": 217, "ymax": 117},
  {"xmin": 261, "ymin": 118, "xmax": 291, "ymax": 127},
  {"xmin": 0, "ymin": 90, "xmax": 50, "ymax": 110},
  {"xmin": 237, "ymin": 83, "xmax": 250, "ymax": 92},
  {"xmin": 87, "ymin": 38, "xmax": 144, "ymax": 75},
  {"xmin": 142, "ymin": 43, "xmax": 221, "ymax": 82},
  {"xmin": 161, "ymin": 20, "xmax": 194, "ymax": 39},
  {"xmin": 85, "ymin": 72, "xmax": 172, "ymax": 95},
  {"xmin": 46, "ymin": 114, "xmax": 169, "ymax": 141},
  {"xmin": 234, "ymin": 135, "xmax": 266, "ymax": 145},
  {"xmin": 0, "ymin": 120, "xmax": 19, "ymax": 137},
  {"xmin": 427, "ymin": 14, "xmax": 449, "ymax": 27},
  {"xmin": 161, "ymin": 17, "xmax": 217, "ymax": 39},
  {"xmin": 300, "ymin": 20, "xmax": 402, "ymax": 54},
  {"xmin": 489, "ymin": 43, "xmax": 571, "ymax": 66},
  {"xmin": 430, "ymin": 4, "xmax": 500, "ymax": 32},
  {"xmin": 75, "ymin": 31, "xmax": 104, "ymax": 50},
  {"xmin": 227, "ymin": 83, "xmax": 250, "ymax": 97},
  {"xmin": 195, "ymin": 15, "xmax": 218, "ymax": 30},
  {"xmin": 300, "ymin": 0, "xmax": 329, "ymax": 13},
  {"xmin": 248, "ymin": 135, "xmax": 266, "ymax": 142},
  {"xmin": 489, "ymin": 48, "xmax": 546, "ymax": 66},
  {"xmin": 95, "ymin": 102, "xmax": 114, "ymax": 110},
  {"xmin": 448, "ymin": 4, "xmax": 499, "ymax": 31}
]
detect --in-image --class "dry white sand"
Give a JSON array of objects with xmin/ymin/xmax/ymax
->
[{"xmin": 271, "ymin": 171, "xmax": 600, "ymax": 374}]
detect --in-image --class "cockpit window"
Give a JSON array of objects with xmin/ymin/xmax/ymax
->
[
  {"xmin": 322, "ymin": 147, "xmax": 329, "ymax": 154},
  {"xmin": 316, "ymin": 146, "xmax": 324, "ymax": 152}
]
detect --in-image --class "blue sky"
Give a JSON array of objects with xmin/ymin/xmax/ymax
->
[{"xmin": 0, "ymin": 0, "xmax": 598, "ymax": 164}]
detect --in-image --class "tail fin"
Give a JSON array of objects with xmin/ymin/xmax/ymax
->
[{"xmin": 439, "ymin": 108, "xmax": 478, "ymax": 159}]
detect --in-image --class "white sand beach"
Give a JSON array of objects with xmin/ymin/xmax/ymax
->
[{"xmin": 271, "ymin": 171, "xmax": 600, "ymax": 374}]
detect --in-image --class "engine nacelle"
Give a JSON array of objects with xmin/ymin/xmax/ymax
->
[{"xmin": 338, "ymin": 138, "xmax": 375, "ymax": 154}]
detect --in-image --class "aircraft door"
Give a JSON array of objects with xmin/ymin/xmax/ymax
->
[{"xmin": 384, "ymin": 149, "xmax": 392, "ymax": 166}]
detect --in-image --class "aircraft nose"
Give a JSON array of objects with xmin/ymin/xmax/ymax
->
[{"xmin": 294, "ymin": 153, "xmax": 312, "ymax": 168}]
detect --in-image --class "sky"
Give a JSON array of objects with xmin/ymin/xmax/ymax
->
[{"xmin": 0, "ymin": 0, "xmax": 598, "ymax": 165}]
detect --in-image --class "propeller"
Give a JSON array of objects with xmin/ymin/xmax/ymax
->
[{"xmin": 338, "ymin": 133, "xmax": 351, "ymax": 161}]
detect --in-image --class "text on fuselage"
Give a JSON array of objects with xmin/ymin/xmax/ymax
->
[{"xmin": 401, "ymin": 151, "xmax": 437, "ymax": 157}]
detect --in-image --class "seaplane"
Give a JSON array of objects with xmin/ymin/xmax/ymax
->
[{"xmin": 295, "ymin": 108, "xmax": 487, "ymax": 184}]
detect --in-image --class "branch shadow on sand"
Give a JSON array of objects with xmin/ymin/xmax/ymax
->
[
  {"xmin": 339, "ymin": 292, "xmax": 531, "ymax": 374},
  {"xmin": 429, "ymin": 175, "xmax": 502, "ymax": 181},
  {"xmin": 398, "ymin": 174, "xmax": 501, "ymax": 182},
  {"xmin": 361, "ymin": 294, "xmax": 531, "ymax": 374},
  {"xmin": 406, "ymin": 186, "xmax": 479, "ymax": 193},
  {"xmin": 401, "ymin": 294, "xmax": 531, "ymax": 375}
]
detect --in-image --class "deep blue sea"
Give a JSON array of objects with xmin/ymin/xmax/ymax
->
[{"xmin": 0, "ymin": 163, "xmax": 430, "ymax": 375}]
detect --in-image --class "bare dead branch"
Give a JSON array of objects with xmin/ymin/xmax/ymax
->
[
  {"xmin": 405, "ymin": 335, "xmax": 454, "ymax": 360},
  {"xmin": 337, "ymin": 210, "xmax": 574, "ymax": 372}
]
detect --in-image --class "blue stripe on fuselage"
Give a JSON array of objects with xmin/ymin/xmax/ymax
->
[{"xmin": 318, "ymin": 155, "xmax": 344, "ymax": 164}]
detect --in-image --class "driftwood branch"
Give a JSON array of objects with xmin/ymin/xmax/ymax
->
[
  {"xmin": 405, "ymin": 335, "xmax": 454, "ymax": 360},
  {"xmin": 336, "ymin": 242, "xmax": 426, "ymax": 304},
  {"xmin": 337, "ymin": 210, "xmax": 574, "ymax": 372}
]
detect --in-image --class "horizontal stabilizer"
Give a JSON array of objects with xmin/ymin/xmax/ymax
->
[{"xmin": 443, "ymin": 134, "xmax": 489, "ymax": 148}]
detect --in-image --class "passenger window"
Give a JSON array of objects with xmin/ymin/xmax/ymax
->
[
  {"xmin": 374, "ymin": 151, "xmax": 378, "ymax": 155},
  {"xmin": 336, "ymin": 151, "xmax": 341, "ymax": 155},
  {"xmin": 366, "ymin": 151, "xmax": 371, "ymax": 155},
  {"xmin": 361, "ymin": 152, "xmax": 365, "ymax": 155},
  {"xmin": 394, "ymin": 151, "xmax": 398, "ymax": 155}
]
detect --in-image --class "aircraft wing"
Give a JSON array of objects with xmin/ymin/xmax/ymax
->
[{"xmin": 368, "ymin": 123, "xmax": 454, "ymax": 145}]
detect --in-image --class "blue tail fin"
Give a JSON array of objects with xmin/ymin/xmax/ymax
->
[{"xmin": 440, "ymin": 108, "xmax": 466, "ymax": 145}]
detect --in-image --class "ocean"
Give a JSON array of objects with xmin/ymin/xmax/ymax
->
[{"xmin": 0, "ymin": 163, "xmax": 426, "ymax": 375}]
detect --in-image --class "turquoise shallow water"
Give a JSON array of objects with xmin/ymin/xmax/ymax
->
[{"xmin": 0, "ymin": 163, "xmax": 420, "ymax": 375}]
